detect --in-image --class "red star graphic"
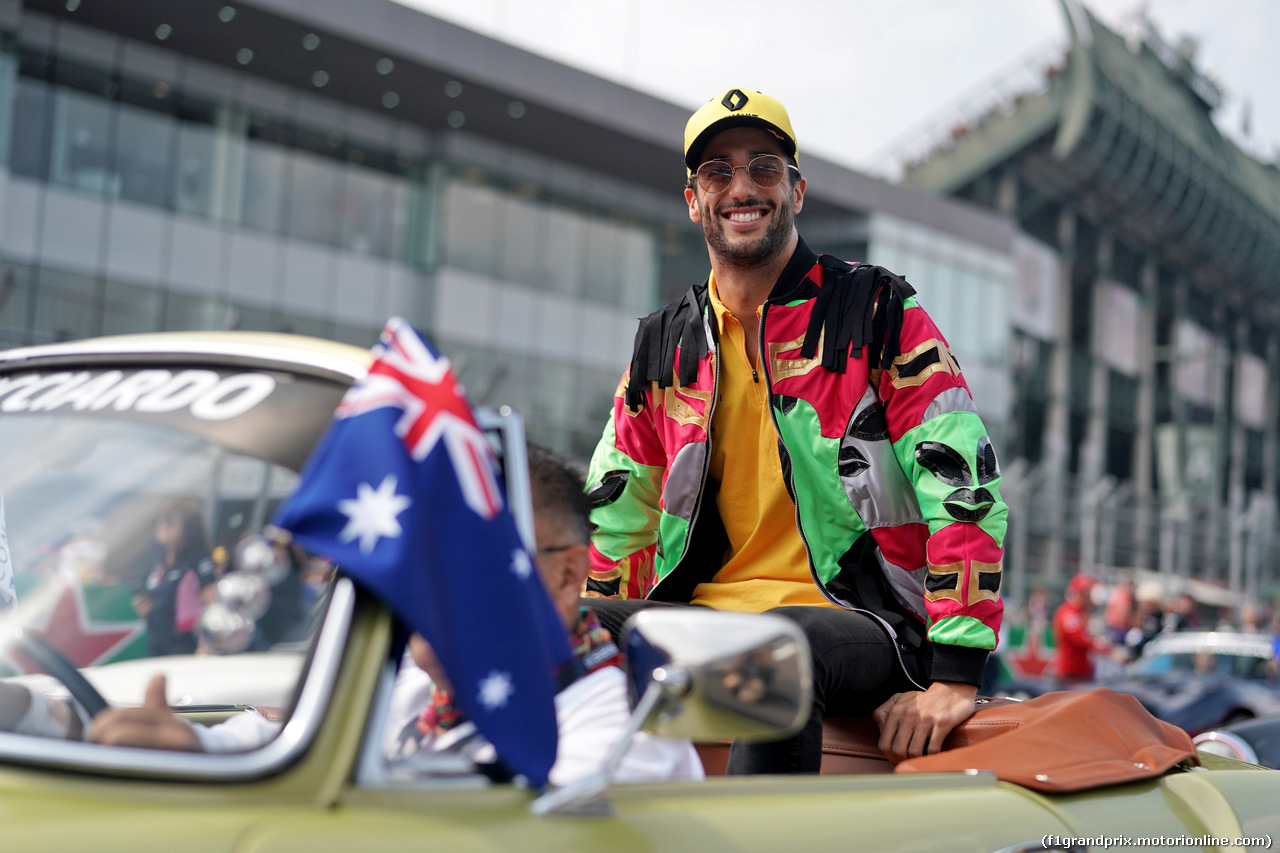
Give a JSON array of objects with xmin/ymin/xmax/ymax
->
[
  {"xmin": 27, "ymin": 583, "xmax": 143, "ymax": 668},
  {"xmin": 1009, "ymin": 629, "xmax": 1052, "ymax": 677}
]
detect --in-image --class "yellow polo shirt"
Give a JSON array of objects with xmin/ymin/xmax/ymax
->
[{"xmin": 692, "ymin": 277, "xmax": 836, "ymax": 612}]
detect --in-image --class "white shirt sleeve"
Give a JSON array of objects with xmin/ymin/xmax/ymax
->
[
  {"xmin": 549, "ymin": 666, "xmax": 704, "ymax": 787},
  {"xmin": 382, "ymin": 648, "xmax": 436, "ymax": 756},
  {"xmin": 191, "ymin": 708, "xmax": 281, "ymax": 753}
]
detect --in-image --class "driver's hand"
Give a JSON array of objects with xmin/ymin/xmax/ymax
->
[{"xmin": 89, "ymin": 675, "xmax": 201, "ymax": 752}]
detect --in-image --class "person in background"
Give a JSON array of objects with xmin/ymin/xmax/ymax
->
[
  {"xmin": 1124, "ymin": 583, "xmax": 1166, "ymax": 658},
  {"xmin": 132, "ymin": 500, "xmax": 216, "ymax": 657},
  {"xmin": 1052, "ymin": 573, "xmax": 1109, "ymax": 686},
  {"xmin": 385, "ymin": 445, "xmax": 703, "ymax": 784},
  {"xmin": 1163, "ymin": 592, "xmax": 1200, "ymax": 633},
  {"xmin": 1102, "ymin": 579, "xmax": 1134, "ymax": 647}
]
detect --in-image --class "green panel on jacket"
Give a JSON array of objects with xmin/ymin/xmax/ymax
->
[
  {"xmin": 893, "ymin": 410, "xmax": 1008, "ymax": 546},
  {"xmin": 772, "ymin": 397, "xmax": 867, "ymax": 588},
  {"xmin": 655, "ymin": 512, "xmax": 690, "ymax": 582},
  {"xmin": 587, "ymin": 434, "xmax": 665, "ymax": 561},
  {"xmin": 928, "ymin": 613, "xmax": 998, "ymax": 650}
]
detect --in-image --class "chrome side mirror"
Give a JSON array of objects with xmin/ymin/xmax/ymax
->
[
  {"xmin": 623, "ymin": 609, "xmax": 811, "ymax": 741},
  {"xmin": 531, "ymin": 609, "xmax": 811, "ymax": 816}
]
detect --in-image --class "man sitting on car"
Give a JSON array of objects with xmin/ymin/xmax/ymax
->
[{"xmin": 0, "ymin": 446, "xmax": 702, "ymax": 786}]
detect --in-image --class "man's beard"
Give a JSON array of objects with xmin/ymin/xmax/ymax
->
[{"xmin": 700, "ymin": 194, "xmax": 794, "ymax": 270}]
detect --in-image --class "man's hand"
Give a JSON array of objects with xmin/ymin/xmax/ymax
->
[
  {"xmin": 89, "ymin": 675, "xmax": 201, "ymax": 752},
  {"xmin": 873, "ymin": 681, "xmax": 978, "ymax": 763}
]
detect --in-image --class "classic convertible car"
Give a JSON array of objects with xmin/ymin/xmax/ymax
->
[
  {"xmin": 0, "ymin": 331, "xmax": 1277, "ymax": 853},
  {"xmin": 1103, "ymin": 630, "xmax": 1280, "ymax": 735}
]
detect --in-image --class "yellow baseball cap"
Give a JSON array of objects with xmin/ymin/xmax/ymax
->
[{"xmin": 684, "ymin": 87, "xmax": 798, "ymax": 174}]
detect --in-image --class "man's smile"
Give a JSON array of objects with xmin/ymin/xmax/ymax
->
[{"xmin": 718, "ymin": 202, "xmax": 772, "ymax": 229}]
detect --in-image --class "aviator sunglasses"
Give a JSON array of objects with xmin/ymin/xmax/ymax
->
[{"xmin": 692, "ymin": 154, "xmax": 801, "ymax": 194}]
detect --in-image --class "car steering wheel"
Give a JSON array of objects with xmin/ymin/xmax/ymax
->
[{"xmin": 7, "ymin": 627, "xmax": 110, "ymax": 718}]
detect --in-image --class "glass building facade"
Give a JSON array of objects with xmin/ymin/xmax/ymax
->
[
  {"xmin": 0, "ymin": 7, "xmax": 721, "ymax": 457},
  {"xmin": 0, "ymin": 1, "xmax": 1015, "ymax": 462}
]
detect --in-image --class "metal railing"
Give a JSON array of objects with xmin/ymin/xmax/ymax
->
[{"xmin": 1001, "ymin": 461, "xmax": 1280, "ymax": 608}]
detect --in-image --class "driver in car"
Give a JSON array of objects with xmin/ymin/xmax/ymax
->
[{"xmin": 0, "ymin": 446, "xmax": 703, "ymax": 787}]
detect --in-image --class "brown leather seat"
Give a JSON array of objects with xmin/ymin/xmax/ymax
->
[
  {"xmin": 817, "ymin": 716, "xmax": 894, "ymax": 774},
  {"xmin": 696, "ymin": 697, "xmax": 1018, "ymax": 776},
  {"xmin": 695, "ymin": 717, "xmax": 892, "ymax": 777}
]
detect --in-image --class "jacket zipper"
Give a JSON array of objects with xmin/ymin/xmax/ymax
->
[{"xmin": 759, "ymin": 299, "xmax": 926, "ymax": 691}]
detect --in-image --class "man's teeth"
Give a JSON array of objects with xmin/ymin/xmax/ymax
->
[{"xmin": 728, "ymin": 211, "xmax": 763, "ymax": 222}]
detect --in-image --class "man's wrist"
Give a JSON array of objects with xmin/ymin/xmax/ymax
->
[
  {"xmin": 927, "ymin": 681, "xmax": 978, "ymax": 697},
  {"xmin": 928, "ymin": 644, "xmax": 989, "ymax": 686},
  {"xmin": 12, "ymin": 691, "xmax": 73, "ymax": 739}
]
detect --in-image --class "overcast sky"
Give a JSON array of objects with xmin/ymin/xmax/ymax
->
[{"xmin": 393, "ymin": 0, "xmax": 1279, "ymax": 179}]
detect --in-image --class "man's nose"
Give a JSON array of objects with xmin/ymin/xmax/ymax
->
[{"xmin": 725, "ymin": 163, "xmax": 756, "ymax": 195}]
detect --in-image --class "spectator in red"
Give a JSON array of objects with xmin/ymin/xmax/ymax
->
[
  {"xmin": 1053, "ymin": 574, "xmax": 1109, "ymax": 686},
  {"xmin": 1102, "ymin": 579, "xmax": 1133, "ymax": 646}
]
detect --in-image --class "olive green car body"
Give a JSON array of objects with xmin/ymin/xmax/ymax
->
[{"xmin": 0, "ymin": 333, "xmax": 1275, "ymax": 853}]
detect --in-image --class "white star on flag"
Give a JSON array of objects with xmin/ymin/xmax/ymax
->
[
  {"xmin": 337, "ymin": 475, "xmax": 412, "ymax": 553},
  {"xmin": 510, "ymin": 548, "xmax": 532, "ymax": 580},
  {"xmin": 478, "ymin": 670, "xmax": 515, "ymax": 710}
]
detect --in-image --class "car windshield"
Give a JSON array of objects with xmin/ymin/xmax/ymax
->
[
  {"xmin": 0, "ymin": 360, "xmax": 350, "ymax": 751},
  {"xmin": 1130, "ymin": 650, "xmax": 1276, "ymax": 681}
]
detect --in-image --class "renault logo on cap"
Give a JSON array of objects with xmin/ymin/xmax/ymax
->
[{"xmin": 721, "ymin": 89, "xmax": 749, "ymax": 112}]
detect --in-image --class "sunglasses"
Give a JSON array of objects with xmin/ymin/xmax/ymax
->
[{"xmin": 692, "ymin": 154, "xmax": 800, "ymax": 194}]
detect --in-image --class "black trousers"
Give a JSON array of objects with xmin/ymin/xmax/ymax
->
[{"xmin": 586, "ymin": 597, "xmax": 919, "ymax": 774}]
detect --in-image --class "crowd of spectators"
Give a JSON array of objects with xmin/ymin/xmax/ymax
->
[{"xmin": 1002, "ymin": 574, "xmax": 1278, "ymax": 686}]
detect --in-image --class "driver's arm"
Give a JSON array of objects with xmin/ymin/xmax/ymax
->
[
  {"xmin": 0, "ymin": 681, "xmax": 85, "ymax": 740},
  {"xmin": 89, "ymin": 675, "xmax": 201, "ymax": 751},
  {"xmin": 89, "ymin": 674, "xmax": 281, "ymax": 753}
]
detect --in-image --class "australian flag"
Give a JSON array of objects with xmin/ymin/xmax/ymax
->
[{"xmin": 272, "ymin": 317, "xmax": 570, "ymax": 787}]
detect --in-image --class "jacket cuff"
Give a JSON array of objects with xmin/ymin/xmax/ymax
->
[{"xmin": 928, "ymin": 643, "xmax": 989, "ymax": 687}]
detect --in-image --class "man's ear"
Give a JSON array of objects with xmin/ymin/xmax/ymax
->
[
  {"xmin": 685, "ymin": 185, "xmax": 701, "ymax": 224},
  {"xmin": 792, "ymin": 176, "xmax": 806, "ymax": 215},
  {"xmin": 559, "ymin": 544, "xmax": 592, "ymax": 610}
]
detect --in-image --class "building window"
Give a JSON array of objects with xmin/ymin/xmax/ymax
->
[
  {"xmin": 10, "ymin": 78, "xmax": 55, "ymax": 180},
  {"xmin": 31, "ymin": 268, "xmax": 99, "ymax": 342},
  {"xmin": 287, "ymin": 150, "xmax": 341, "ymax": 245},
  {"xmin": 114, "ymin": 102, "xmax": 175, "ymax": 207},
  {"xmin": 173, "ymin": 121, "xmax": 218, "ymax": 217},
  {"xmin": 241, "ymin": 140, "xmax": 289, "ymax": 233},
  {"xmin": 51, "ymin": 89, "xmax": 116, "ymax": 195},
  {"xmin": 101, "ymin": 279, "xmax": 162, "ymax": 336}
]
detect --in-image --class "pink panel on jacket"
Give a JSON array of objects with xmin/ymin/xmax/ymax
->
[
  {"xmin": 764, "ymin": 302, "xmax": 864, "ymax": 439},
  {"xmin": 610, "ymin": 348, "xmax": 713, "ymax": 459},
  {"xmin": 878, "ymin": 307, "xmax": 973, "ymax": 443},
  {"xmin": 924, "ymin": 521, "xmax": 1004, "ymax": 633},
  {"xmin": 869, "ymin": 522, "xmax": 930, "ymax": 575}
]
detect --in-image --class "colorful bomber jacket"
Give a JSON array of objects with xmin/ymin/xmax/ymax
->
[{"xmin": 585, "ymin": 240, "xmax": 1007, "ymax": 686}]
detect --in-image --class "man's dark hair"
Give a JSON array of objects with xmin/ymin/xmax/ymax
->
[{"xmin": 526, "ymin": 444, "xmax": 592, "ymax": 545}]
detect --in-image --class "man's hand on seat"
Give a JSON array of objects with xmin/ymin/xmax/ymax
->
[
  {"xmin": 89, "ymin": 675, "xmax": 201, "ymax": 751},
  {"xmin": 872, "ymin": 681, "xmax": 978, "ymax": 763}
]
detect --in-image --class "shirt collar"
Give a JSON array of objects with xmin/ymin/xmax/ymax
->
[
  {"xmin": 707, "ymin": 273, "xmax": 734, "ymax": 337},
  {"xmin": 705, "ymin": 236, "xmax": 819, "ymax": 337}
]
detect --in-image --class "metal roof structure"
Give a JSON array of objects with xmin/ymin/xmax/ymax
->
[
  {"xmin": 19, "ymin": 0, "xmax": 1014, "ymax": 253},
  {"xmin": 906, "ymin": 0, "xmax": 1280, "ymax": 307}
]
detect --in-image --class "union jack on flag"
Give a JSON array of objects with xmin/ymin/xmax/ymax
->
[
  {"xmin": 272, "ymin": 318, "xmax": 570, "ymax": 788},
  {"xmin": 335, "ymin": 320, "xmax": 502, "ymax": 520}
]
